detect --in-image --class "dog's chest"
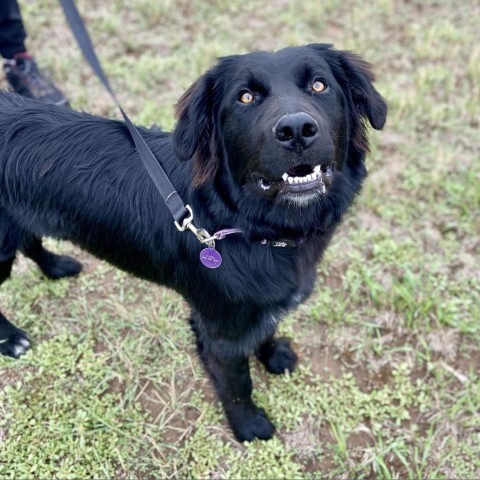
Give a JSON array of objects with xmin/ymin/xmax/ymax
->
[{"xmin": 209, "ymin": 243, "xmax": 317, "ymax": 308}]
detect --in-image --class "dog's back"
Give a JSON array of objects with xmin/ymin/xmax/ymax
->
[{"xmin": 0, "ymin": 93, "xmax": 173, "ymax": 255}]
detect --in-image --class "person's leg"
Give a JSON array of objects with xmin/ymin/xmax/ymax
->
[
  {"xmin": 0, "ymin": 0, "xmax": 27, "ymax": 59},
  {"xmin": 0, "ymin": 0, "xmax": 68, "ymax": 106}
]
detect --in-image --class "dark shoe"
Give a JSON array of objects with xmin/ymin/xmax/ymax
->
[{"xmin": 3, "ymin": 55, "xmax": 68, "ymax": 106}]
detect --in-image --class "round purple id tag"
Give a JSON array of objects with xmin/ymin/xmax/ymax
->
[{"xmin": 200, "ymin": 248, "xmax": 222, "ymax": 269}]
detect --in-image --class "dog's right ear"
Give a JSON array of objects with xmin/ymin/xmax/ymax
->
[{"xmin": 172, "ymin": 73, "xmax": 220, "ymax": 186}]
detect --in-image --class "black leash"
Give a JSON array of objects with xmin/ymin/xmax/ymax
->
[
  {"xmin": 58, "ymin": 0, "xmax": 303, "ymax": 267},
  {"xmin": 59, "ymin": 0, "xmax": 217, "ymax": 245}
]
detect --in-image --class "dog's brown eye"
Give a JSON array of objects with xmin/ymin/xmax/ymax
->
[
  {"xmin": 312, "ymin": 80, "xmax": 327, "ymax": 93},
  {"xmin": 239, "ymin": 91, "xmax": 254, "ymax": 104}
]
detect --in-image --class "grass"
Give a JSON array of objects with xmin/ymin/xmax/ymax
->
[{"xmin": 0, "ymin": 0, "xmax": 479, "ymax": 478}]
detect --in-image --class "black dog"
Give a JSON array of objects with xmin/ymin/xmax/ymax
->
[{"xmin": 0, "ymin": 44, "xmax": 386, "ymax": 441}]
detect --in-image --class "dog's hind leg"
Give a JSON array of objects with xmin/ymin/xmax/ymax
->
[
  {"xmin": 0, "ymin": 317, "xmax": 30, "ymax": 358},
  {"xmin": 190, "ymin": 312, "xmax": 276, "ymax": 442},
  {"xmin": 20, "ymin": 234, "xmax": 82, "ymax": 280},
  {"xmin": 256, "ymin": 337, "xmax": 298, "ymax": 374},
  {"xmin": 0, "ymin": 215, "xmax": 31, "ymax": 358}
]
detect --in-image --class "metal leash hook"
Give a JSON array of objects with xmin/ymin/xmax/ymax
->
[
  {"xmin": 192, "ymin": 228, "xmax": 217, "ymax": 248},
  {"xmin": 174, "ymin": 205, "xmax": 217, "ymax": 248}
]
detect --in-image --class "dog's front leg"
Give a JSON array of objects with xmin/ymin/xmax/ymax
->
[{"xmin": 190, "ymin": 314, "xmax": 275, "ymax": 442}]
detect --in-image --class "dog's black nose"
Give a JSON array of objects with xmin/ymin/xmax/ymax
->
[{"xmin": 273, "ymin": 113, "xmax": 319, "ymax": 151}]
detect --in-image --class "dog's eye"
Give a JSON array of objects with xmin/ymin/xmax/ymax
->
[
  {"xmin": 239, "ymin": 91, "xmax": 254, "ymax": 104},
  {"xmin": 312, "ymin": 79, "xmax": 327, "ymax": 93}
]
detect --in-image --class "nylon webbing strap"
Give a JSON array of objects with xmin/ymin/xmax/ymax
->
[{"xmin": 59, "ymin": 0, "xmax": 189, "ymax": 225}]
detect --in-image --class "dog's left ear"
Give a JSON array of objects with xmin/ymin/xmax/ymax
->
[
  {"xmin": 309, "ymin": 44, "xmax": 387, "ymax": 151},
  {"xmin": 172, "ymin": 73, "xmax": 220, "ymax": 186}
]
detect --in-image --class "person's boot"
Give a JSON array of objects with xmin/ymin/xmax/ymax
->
[{"xmin": 3, "ymin": 53, "xmax": 68, "ymax": 106}]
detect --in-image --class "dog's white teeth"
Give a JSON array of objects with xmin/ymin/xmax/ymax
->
[
  {"xmin": 314, "ymin": 165, "xmax": 321, "ymax": 174},
  {"xmin": 284, "ymin": 171, "xmax": 323, "ymax": 184}
]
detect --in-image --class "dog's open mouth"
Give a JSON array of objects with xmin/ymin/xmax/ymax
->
[{"xmin": 255, "ymin": 164, "xmax": 334, "ymax": 197}]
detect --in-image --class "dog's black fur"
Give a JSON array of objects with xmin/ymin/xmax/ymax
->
[{"xmin": 0, "ymin": 44, "xmax": 386, "ymax": 441}]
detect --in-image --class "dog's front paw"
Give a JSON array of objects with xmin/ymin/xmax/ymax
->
[
  {"xmin": 41, "ymin": 254, "xmax": 83, "ymax": 280},
  {"xmin": 225, "ymin": 401, "xmax": 275, "ymax": 442},
  {"xmin": 0, "ymin": 331, "xmax": 31, "ymax": 358},
  {"xmin": 256, "ymin": 337, "xmax": 298, "ymax": 374}
]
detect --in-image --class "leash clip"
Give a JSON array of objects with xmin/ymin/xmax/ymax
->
[
  {"xmin": 174, "ymin": 205, "xmax": 194, "ymax": 231},
  {"xmin": 174, "ymin": 205, "xmax": 217, "ymax": 248},
  {"xmin": 192, "ymin": 228, "xmax": 217, "ymax": 248}
]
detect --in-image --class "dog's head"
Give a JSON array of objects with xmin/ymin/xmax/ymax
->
[{"xmin": 172, "ymin": 44, "xmax": 386, "ymax": 227}]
